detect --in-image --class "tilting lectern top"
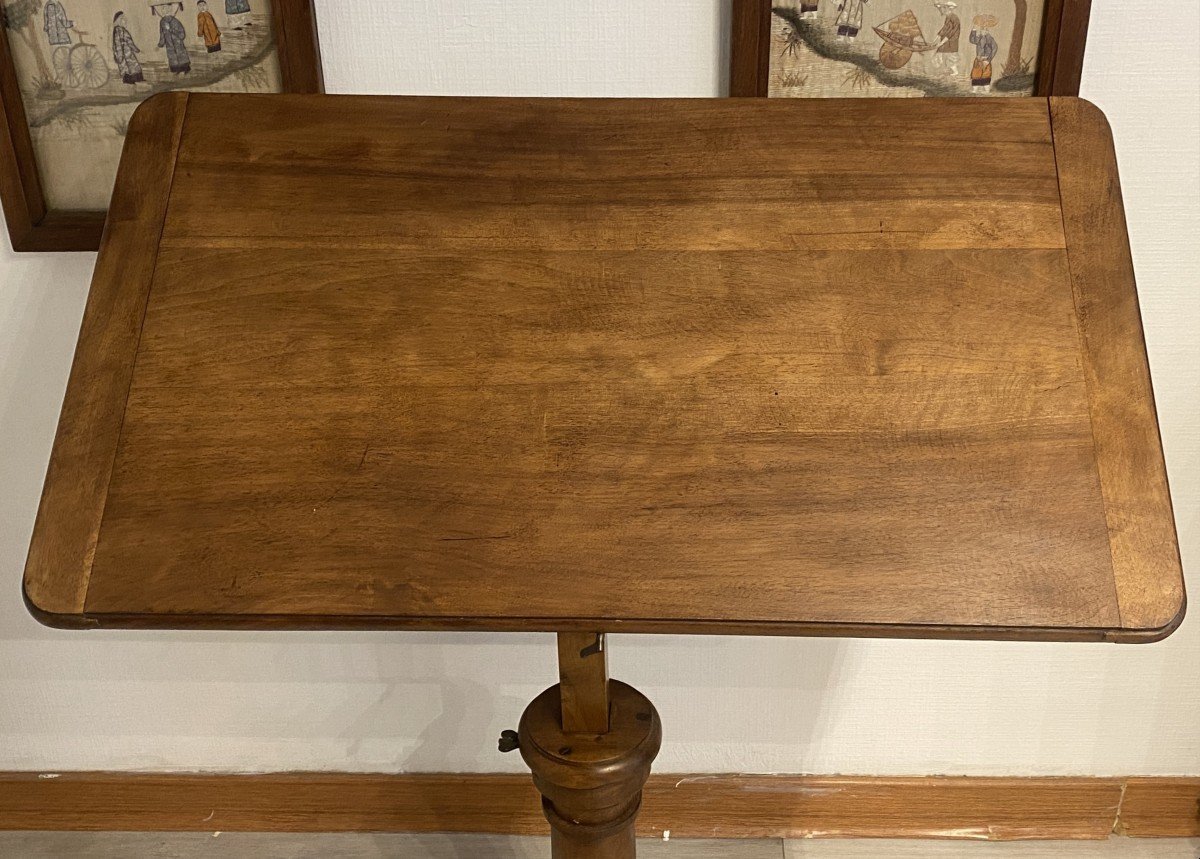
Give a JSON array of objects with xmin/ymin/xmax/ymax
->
[{"xmin": 25, "ymin": 93, "xmax": 1184, "ymax": 858}]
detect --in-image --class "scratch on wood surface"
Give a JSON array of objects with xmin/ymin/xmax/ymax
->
[
  {"xmin": 314, "ymin": 444, "xmax": 375, "ymax": 508},
  {"xmin": 671, "ymin": 774, "xmax": 843, "ymax": 795},
  {"xmin": 790, "ymin": 831, "xmax": 848, "ymax": 839},
  {"xmin": 791, "ymin": 827, "xmax": 992, "ymax": 840},
  {"xmin": 436, "ymin": 532, "xmax": 518, "ymax": 542},
  {"xmin": 1112, "ymin": 779, "xmax": 1130, "ymax": 835},
  {"xmin": 740, "ymin": 783, "xmax": 845, "ymax": 795}
]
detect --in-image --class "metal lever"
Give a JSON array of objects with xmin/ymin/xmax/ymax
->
[{"xmin": 498, "ymin": 729, "xmax": 520, "ymax": 753}]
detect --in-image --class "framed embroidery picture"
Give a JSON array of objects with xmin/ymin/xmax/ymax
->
[
  {"xmin": 0, "ymin": 0, "xmax": 321, "ymax": 251},
  {"xmin": 731, "ymin": 0, "xmax": 1091, "ymax": 98}
]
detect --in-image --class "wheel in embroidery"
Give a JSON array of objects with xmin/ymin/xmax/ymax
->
[
  {"xmin": 51, "ymin": 46, "xmax": 71, "ymax": 83},
  {"xmin": 67, "ymin": 44, "xmax": 109, "ymax": 89}
]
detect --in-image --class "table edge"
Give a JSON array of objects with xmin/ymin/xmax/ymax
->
[
  {"xmin": 21, "ymin": 601, "xmax": 1183, "ymax": 643},
  {"xmin": 21, "ymin": 92, "xmax": 189, "ymax": 618},
  {"xmin": 1049, "ymin": 96, "xmax": 1187, "ymax": 637}
]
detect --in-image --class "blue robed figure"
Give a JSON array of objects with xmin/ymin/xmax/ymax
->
[
  {"xmin": 43, "ymin": 0, "xmax": 73, "ymax": 46},
  {"xmin": 153, "ymin": 2, "xmax": 191, "ymax": 74},
  {"xmin": 112, "ymin": 11, "xmax": 145, "ymax": 84}
]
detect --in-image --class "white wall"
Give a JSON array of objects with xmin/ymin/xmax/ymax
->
[{"xmin": 1, "ymin": 0, "xmax": 1197, "ymax": 777}]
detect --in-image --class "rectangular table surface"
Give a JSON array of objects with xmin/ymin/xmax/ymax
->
[{"xmin": 23, "ymin": 94, "xmax": 1184, "ymax": 640}]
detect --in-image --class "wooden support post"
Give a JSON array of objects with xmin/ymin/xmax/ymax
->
[
  {"xmin": 557, "ymin": 632, "xmax": 610, "ymax": 734},
  {"xmin": 511, "ymin": 634, "xmax": 662, "ymax": 859}
]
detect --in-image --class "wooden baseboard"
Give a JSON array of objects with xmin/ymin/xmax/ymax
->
[
  {"xmin": 1117, "ymin": 777, "xmax": 1200, "ymax": 837},
  {"xmin": 0, "ymin": 773, "xmax": 1195, "ymax": 839}
]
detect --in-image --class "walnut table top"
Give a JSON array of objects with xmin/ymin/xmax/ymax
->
[{"xmin": 23, "ymin": 93, "xmax": 1185, "ymax": 641}]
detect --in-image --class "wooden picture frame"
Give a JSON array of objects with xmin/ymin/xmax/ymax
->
[
  {"xmin": 731, "ymin": 0, "xmax": 1091, "ymax": 98},
  {"xmin": 0, "ymin": 0, "xmax": 322, "ymax": 252}
]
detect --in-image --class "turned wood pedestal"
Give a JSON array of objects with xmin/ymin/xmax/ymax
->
[
  {"xmin": 509, "ymin": 634, "xmax": 660, "ymax": 859},
  {"xmin": 22, "ymin": 95, "xmax": 1184, "ymax": 859}
]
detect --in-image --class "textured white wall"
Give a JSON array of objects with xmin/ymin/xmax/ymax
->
[{"xmin": 1, "ymin": 0, "xmax": 1197, "ymax": 776}]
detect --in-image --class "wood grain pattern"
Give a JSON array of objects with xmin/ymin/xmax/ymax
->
[
  {"xmin": 22, "ymin": 95, "xmax": 1183, "ymax": 641},
  {"xmin": 1049, "ymin": 98, "xmax": 1186, "ymax": 638},
  {"xmin": 270, "ymin": 0, "xmax": 325, "ymax": 94},
  {"xmin": 1038, "ymin": 0, "xmax": 1094, "ymax": 97},
  {"xmin": 1118, "ymin": 778, "xmax": 1200, "ymax": 837},
  {"xmin": 0, "ymin": 1, "xmax": 323, "ymax": 253},
  {"xmin": 22, "ymin": 91, "xmax": 188, "ymax": 623},
  {"xmin": 0, "ymin": 772, "xmax": 1137, "ymax": 840},
  {"xmin": 730, "ymin": 0, "xmax": 772, "ymax": 97},
  {"xmin": 647, "ymin": 775, "xmax": 1124, "ymax": 840}
]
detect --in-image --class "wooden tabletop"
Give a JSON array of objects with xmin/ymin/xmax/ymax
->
[{"xmin": 24, "ymin": 94, "xmax": 1184, "ymax": 641}]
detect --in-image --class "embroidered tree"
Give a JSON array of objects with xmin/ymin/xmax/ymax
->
[
  {"xmin": 2, "ymin": 0, "xmax": 54, "ymax": 82},
  {"xmin": 1003, "ymin": 0, "xmax": 1029, "ymax": 77}
]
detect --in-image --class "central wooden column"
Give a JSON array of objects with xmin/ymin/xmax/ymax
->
[{"xmin": 512, "ymin": 633, "xmax": 662, "ymax": 859}]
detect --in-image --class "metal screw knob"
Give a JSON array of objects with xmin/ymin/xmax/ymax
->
[{"xmin": 498, "ymin": 729, "xmax": 520, "ymax": 753}]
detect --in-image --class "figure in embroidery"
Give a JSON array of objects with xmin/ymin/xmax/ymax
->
[
  {"xmin": 969, "ymin": 14, "xmax": 999, "ymax": 91},
  {"xmin": 835, "ymin": 0, "xmax": 867, "ymax": 40},
  {"xmin": 43, "ymin": 0, "xmax": 73, "ymax": 46},
  {"xmin": 197, "ymin": 0, "xmax": 221, "ymax": 52},
  {"xmin": 930, "ymin": 1, "xmax": 961, "ymax": 77},
  {"xmin": 111, "ymin": 11, "xmax": 144, "ymax": 84},
  {"xmin": 225, "ymin": 0, "xmax": 251, "ymax": 30},
  {"xmin": 153, "ymin": 2, "xmax": 191, "ymax": 74}
]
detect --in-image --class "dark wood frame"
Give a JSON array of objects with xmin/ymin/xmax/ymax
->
[
  {"xmin": 0, "ymin": 0, "xmax": 323, "ymax": 252},
  {"xmin": 730, "ymin": 0, "xmax": 1092, "ymax": 97}
]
